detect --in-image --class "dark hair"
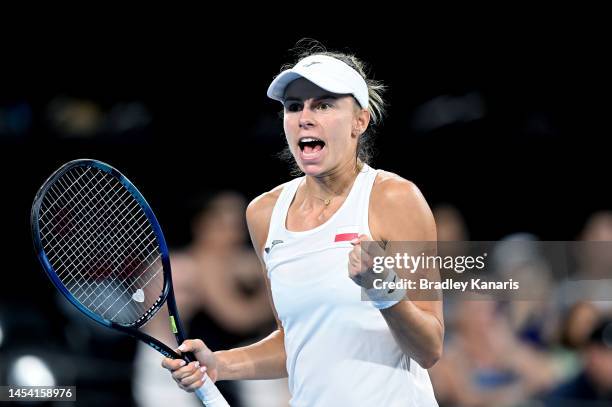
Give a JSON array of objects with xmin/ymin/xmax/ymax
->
[
  {"xmin": 587, "ymin": 318, "xmax": 612, "ymax": 348},
  {"xmin": 276, "ymin": 39, "xmax": 387, "ymax": 176}
]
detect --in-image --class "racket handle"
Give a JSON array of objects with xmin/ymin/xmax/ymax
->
[{"xmin": 194, "ymin": 373, "xmax": 230, "ymax": 406}]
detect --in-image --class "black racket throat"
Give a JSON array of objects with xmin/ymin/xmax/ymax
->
[
  {"xmin": 113, "ymin": 304, "xmax": 198, "ymax": 363},
  {"xmin": 167, "ymin": 294, "xmax": 199, "ymax": 363}
]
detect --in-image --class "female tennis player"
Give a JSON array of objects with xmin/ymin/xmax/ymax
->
[{"xmin": 162, "ymin": 43, "xmax": 444, "ymax": 407}]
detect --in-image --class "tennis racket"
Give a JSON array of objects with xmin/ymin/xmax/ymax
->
[{"xmin": 31, "ymin": 159, "xmax": 230, "ymax": 406}]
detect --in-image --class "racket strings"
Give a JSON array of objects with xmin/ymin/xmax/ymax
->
[
  {"xmin": 43, "ymin": 171, "xmax": 141, "ymax": 286},
  {"xmin": 38, "ymin": 166, "xmax": 165, "ymax": 325},
  {"xmin": 42, "ymin": 168, "xmax": 134, "ymax": 254},
  {"xmin": 42, "ymin": 168, "xmax": 163, "ymax": 323},
  {"xmin": 41, "ymin": 168, "xmax": 152, "ymax": 306},
  {"xmin": 44, "ymin": 178, "xmax": 135, "ymax": 278}
]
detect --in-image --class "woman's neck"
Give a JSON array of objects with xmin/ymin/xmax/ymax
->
[{"xmin": 303, "ymin": 159, "xmax": 362, "ymax": 202}]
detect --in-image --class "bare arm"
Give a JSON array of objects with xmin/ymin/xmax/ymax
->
[
  {"xmin": 349, "ymin": 174, "xmax": 444, "ymax": 369},
  {"xmin": 376, "ymin": 176, "xmax": 443, "ymax": 368},
  {"xmin": 215, "ymin": 325, "xmax": 286, "ymax": 380}
]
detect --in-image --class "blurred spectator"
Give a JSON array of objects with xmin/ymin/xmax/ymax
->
[
  {"xmin": 433, "ymin": 203, "xmax": 469, "ymax": 242},
  {"xmin": 540, "ymin": 301, "xmax": 602, "ymax": 392},
  {"xmin": 492, "ymin": 233, "xmax": 556, "ymax": 347},
  {"xmin": 557, "ymin": 211, "xmax": 612, "ymax": 311},
  {"xmin": 185, "ymin": 191, "xmax": 274, "ymax": 338},
  {"xmin": 543, "ymin": 318, "xmax": 612, "ymax": 405},
  {"xmin": 46, "ymin": 96, "xmax": 104, "ymax": 137},
  {"xmin": 429, "ymin": 298, "xmax": 556, "ymax": 406},
  {"xmin": 577, "ymin": 211, "xmax": 612, "ymax": 281},
  {"xmin": 45, "ymin": 95, "xmax": 152, "ymax": 139},
  {"xmin": 559, "ymin": 302, "xmax": 601, "ymax": 350},
  {"xmin": 133, "ymin": 191, "xmax": 287, "ymax": 407},
  {"xmin": 580, "ymin": 211, "xmax": 612, "ymax": 242}
]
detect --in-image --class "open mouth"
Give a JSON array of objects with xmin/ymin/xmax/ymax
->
[{"xmin": 298, "ymin": 137, "xmax": 326, "ymax": 154}]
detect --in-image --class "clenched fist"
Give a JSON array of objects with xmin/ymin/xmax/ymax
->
[{"xmin": 347, "ymin": 234, "xmax": 386, "ymax": 288}]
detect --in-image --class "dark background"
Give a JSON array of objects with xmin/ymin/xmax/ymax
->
[{"xmin": 1, "ymin": 20, "xmax": 609, "ymax": 405}]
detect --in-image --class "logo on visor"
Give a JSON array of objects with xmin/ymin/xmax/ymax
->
[{"xmin": 303, "ymin": 61, "xmax": 321, "ymax": 68}]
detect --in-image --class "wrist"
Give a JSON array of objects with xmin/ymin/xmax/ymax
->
[
  {"xmin": 213, "ymin": 348, "xmax": 250, "ymax": 381},
  {"xmin": 213, "ymin": 350, "xmax": 230, "ymax": 381},
  {"xmin": 364, "ymin": 268, "xmax": 407, "ymax": 309}
]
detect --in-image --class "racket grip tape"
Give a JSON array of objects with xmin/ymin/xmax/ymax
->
[
  {"xmin": 172, "ymin": 352, "xmax": 229, "ymax": 405},
  {"xmin": 195, "ymin": 373, "xmax": 230, "ymax": 406}
]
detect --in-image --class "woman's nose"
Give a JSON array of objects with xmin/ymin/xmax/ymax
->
[{"xmin": 299, "ymin": 104, "xmax": 315, "ymax": 129}]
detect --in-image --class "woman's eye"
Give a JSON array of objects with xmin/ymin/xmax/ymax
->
[
  {"xmin": 286, "ymin": 103, "xmax": 302, "ymax": 112},
  {"xmin": 317, "ymin": 102, "xmax": 332, "ymax": 110}
]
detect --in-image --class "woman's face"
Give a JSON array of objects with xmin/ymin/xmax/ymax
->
[{"xmin": 283, "ymin": 78, "xmax": 367, "ymax": 176}]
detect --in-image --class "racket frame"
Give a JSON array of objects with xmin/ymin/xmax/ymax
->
[{"xmin": 31, "ymin": 159, "xmax": 189, "ymax": 360}]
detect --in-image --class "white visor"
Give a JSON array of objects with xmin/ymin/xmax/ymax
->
[{"xmin": 267, "ymin": 54, "xmax": 369, "ymax": 109}]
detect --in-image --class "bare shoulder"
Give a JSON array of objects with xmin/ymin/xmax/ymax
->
[
  {"xmin": 370, "ymin": 170, "xmax": 436, "ymax": 241},
  {"xmin": 372, "ymin": 170, "xmax": 424, "ymax": 203},
  {"xmin": 246, "ymin": 182, "xmax": 287, "ymax": 257},
  {"xmin": 246, "ymin": 183, "xmax": 285, "ymax": 227}
]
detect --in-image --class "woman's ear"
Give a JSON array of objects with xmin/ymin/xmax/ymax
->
[{"xmin": 353, "ymin": 109, "xmax": 371, "ymax": 137}]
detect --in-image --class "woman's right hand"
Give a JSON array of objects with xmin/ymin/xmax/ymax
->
[{"xmin": 161, "ymin": 339, "xmax": 219, "ymax": 392}]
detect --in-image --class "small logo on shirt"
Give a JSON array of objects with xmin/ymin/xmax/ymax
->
[
  {"xmin": 334, "ymin": 226, "xmax": 359, "ymax": 242},
  {"xmin": 265, "ymin": 239, "xmax": 284, "ymax": 253}
]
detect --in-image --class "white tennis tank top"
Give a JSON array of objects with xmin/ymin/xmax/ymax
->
[{"xmin": 263, "ymin": 164, "xmax": 438, "ymax": 407}]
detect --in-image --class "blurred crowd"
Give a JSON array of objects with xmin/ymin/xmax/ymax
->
[{"xmin": 430, "ymin": 205, "xmax": 612, "ymax": 407}]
